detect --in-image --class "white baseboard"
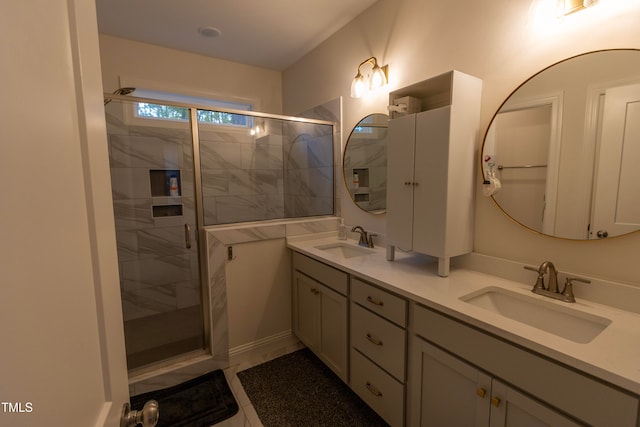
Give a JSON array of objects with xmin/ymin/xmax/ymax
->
[{"xmin": 229, "ymin": 330, "xmax": 303, "ymax": 370}]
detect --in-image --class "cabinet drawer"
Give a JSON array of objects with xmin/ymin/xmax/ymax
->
[
  {"xmin": 413, "ymin": 304, "xmax": 639, "ymax": 427},
  {"xmin": 351, "ymin": 303, "xmax": 406, "ymax": 382},
  {"xmin": 351, "ymin": 276, "xmax": 407, "ymax": 326},
  {"xmin": 351, "ymin": 349, "xmax": 404, "ymax": 427},
  {"xmin": 292, "ymin": 251, "xmax": 348, "ymax": 295}
]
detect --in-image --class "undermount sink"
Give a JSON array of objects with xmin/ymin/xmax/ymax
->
[
  {"xmin": 315, "ymin": 242, "xmax": 374, "ymax": 258},
  {"xmin": 460, "ymin": 287, "xmax": 611, "ymax": 344}
]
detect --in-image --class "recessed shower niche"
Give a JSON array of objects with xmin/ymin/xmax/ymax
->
[
  {"xmin": 150, "ymin": 169, "xmax": 183, "ymax": 218},
  {"xmin": 351, "ymin": 168, "xmax": 370, "ymax": 207}
]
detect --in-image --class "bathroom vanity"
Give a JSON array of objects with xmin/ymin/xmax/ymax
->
[{"xmin": 288, "ymin": 234, "xmax": 640, "ymax": 427}]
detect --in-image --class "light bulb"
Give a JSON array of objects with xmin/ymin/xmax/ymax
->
[
  {"xmin": 370, "ymin": 65, "xmax": 387, "ymax": 90},
  {"xmin": 350, "ymin": 74, "xmax": 366, "ymax": 98}
]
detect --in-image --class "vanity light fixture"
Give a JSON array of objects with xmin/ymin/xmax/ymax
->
[
  {"xmin": 558, "ymin": 0, "xmax": 599, "ymax": 15},
  {"xmin": 350, "ymin": 57, "xmax": 389, "ymax": 98}
]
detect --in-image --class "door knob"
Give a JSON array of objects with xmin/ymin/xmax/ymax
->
[
  {"xmin": 596, "ymin": 230, "xmax": 609, "ymax": 238},
  {"xmin": 121, "ymin": 400, "xmax": 159, "ymax": 427}
]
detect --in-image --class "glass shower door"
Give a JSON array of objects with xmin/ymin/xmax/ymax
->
[{"xmin": 104, "ymin": 99, "xmax": 205, "ymax": 371}]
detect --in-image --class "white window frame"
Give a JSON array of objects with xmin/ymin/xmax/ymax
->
[{"xmin": 115, "ymin": 77, "xmax": 258, "ymax": 133}]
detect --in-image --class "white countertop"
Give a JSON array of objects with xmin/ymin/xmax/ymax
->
[{"xmin": 287, "ymin": 233, "xmax": 640, "ymax": 395}]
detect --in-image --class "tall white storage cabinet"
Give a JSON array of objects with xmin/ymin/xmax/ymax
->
[{"xmin": 386, "ymin": 71, "xmax": 482, "ymax": 276}]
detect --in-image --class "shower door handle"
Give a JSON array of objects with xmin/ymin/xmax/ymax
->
[{"xmin": 184, "ymin": 224, "xmax": 192, "ymax": 249}]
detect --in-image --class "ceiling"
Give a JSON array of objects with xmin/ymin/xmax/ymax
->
[{"xmin": 95, "ymin": 0, "xmax": 379, "ymax": 71}]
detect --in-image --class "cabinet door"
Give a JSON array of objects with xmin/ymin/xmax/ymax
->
[
  {"xmin": 413, "ymin": 106, "xmax": 451, "ymax": 257},
  {"xmin": 293, "ymin": 272, "xmax": 320, "ymax": 350},
  {"xmin": 319, "ymin": 284, "xmax": 348, "ymax": 382},
  {"xmin": 489, "ymin": 380, "xmax": 581, "ymax": 427},
  {"xmin": 387, "ymin": 113, "xmax": 417, "ymax": 249},
  {"xmin": 411, "ymin": 338, "xmax": 491, "ymax": 427}
]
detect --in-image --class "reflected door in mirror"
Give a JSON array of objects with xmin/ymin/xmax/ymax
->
[{"xmin": 590, "ymin": 83, "xmax": 640, "ymax": 239}]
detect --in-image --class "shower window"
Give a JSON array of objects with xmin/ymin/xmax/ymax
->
[
  {"xmin": 135, "ymin": 102, "xmax": 251, "ymax": 128},
  {"xmin": 131, "ymin": 89, "xmax": 253, "ymax": 128}
]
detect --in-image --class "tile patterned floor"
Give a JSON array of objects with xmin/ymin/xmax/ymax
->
[{"xmin": 215, "ymin": 366, "xmax": 263, "ymax": 427}]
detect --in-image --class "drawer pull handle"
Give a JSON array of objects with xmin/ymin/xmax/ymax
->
[
  {"xmin": 366, "ymin": 333, "xmax": 383, "ymax": 346},
  {"xmin": 366, "ymin": 381, "xmax": 383, "ymax": 397},
  {"xmin": 491, "ymin": 396, "xmax": 501, "ymax": 407},
  {"xmin": 366, "ymin": 296, "xmax": 384, "ymax": 307},
  {"xmin": 476, "ymin": 388, "xmax": 486, "ymax": 398},
  {"xmin": 311, "ymin": 288, "xmax": 319, "ymax": 295}
]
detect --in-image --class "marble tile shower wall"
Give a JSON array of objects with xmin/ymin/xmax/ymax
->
[
  {"xmin": 199, "ymin": 125, "xmax": 286, "ymax": 225},
  {"xmin": 199, "ymin": 120, "xmax": 334, "ymax": 225},
  {"xmin": 106, "ymin": 109, "xmax": 201, "ymax": 322},
  {"xmin": 283, "ymin": 121, "xmax": 334, "ymax": 218},
  {"xmin": 106, "ymin": 106, "xmax": 335, "ymax": 323}
]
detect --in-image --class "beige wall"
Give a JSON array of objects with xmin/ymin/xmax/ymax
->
[
  {"xmin": 224, "ymin": 239, "xmax": 291, "ymax": 349},
  {"xmin": 99, "ymin": 34, "xmax": 283, "ymax": 114},
  {"xmin": 283, "ymin": 0, "xmax": 640, "ymax": 285}
]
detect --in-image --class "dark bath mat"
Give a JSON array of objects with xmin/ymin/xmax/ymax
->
[
  {"xmin": 130, "ymin": 370, "xmax": 239, "ymax": 427},
  {"xmin": 237, "ymin": 348, "xmax": 389, "ymax": 427}
]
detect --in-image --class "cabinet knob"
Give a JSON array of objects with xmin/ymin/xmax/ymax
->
[
  {"xmin": 476, "ymin": 388, "xmax": 486, "ymax": 398},
  {"xmin": 366, "ymin": 333, "xmax": 383, "ymax": 346},
  {"xmin": 366, "ymin": 296, "xmax": 384, "ymax": 306},
  {"xmin": 366, "ymin": 381, "xmax": 383, "ymax": 397},
  {"xmin": 404, "ymin": 181, "xmax": 412, "ymax": 186},
  {"xmin": 491, "ymin": 396, "xmax": 501, "ymax": 407}
]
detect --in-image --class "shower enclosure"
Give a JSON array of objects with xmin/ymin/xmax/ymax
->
[{"xmin": 104, "ymin": 95, "xmax": 334, "ymax": 372}]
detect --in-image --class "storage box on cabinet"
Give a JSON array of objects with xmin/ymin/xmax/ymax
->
[
  {"xmin": 412, "ymin": 304, "xmax": 639, "ymax": 427},
  {"xmin": 351, "ymin": 349, "xmax": 404, "ymax": 427}
]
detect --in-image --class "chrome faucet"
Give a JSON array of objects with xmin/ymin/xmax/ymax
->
[
  {"xmin": 524, "ymin": 261, "xmax": 590, "ymax": 303},
  {"xmin": 539, "ymin": 261, "xmax": 559, "ymax": 293},
  {"xmin": 351, "ymin": 225, "xmax": 377, "ymax": 248}
]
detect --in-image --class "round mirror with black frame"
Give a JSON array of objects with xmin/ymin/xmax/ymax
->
[
  {"xmin": 482, "ymin": 49, "xmax": 640, "ymax": 240},
  {"xmin": 343, "ymin": 113, "xmax": 388, "ymax": 214}
]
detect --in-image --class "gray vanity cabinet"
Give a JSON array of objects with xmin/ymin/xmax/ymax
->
[
  {"xmin": 413, "ymin": 338, "xmax": 581, "ymax": 427},
  {"xmin": 292, "ymin": 252, "xmax": 348, "ymax": 382},
  {"xmin": 410, "ymin": 304, "xmax": 639, "ymax": 427},
  {"xmin": 350, "ymin": 277, "xmax": 408, "ymax": 426}
]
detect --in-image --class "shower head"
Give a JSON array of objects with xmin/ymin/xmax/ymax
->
[
  {"xmin": 104, "ymin": 87, "xmax": 136, "ymax": 105},
  {"xmin": 114, "ymin": 87, "xmax": 136, "ymax": 96}
]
